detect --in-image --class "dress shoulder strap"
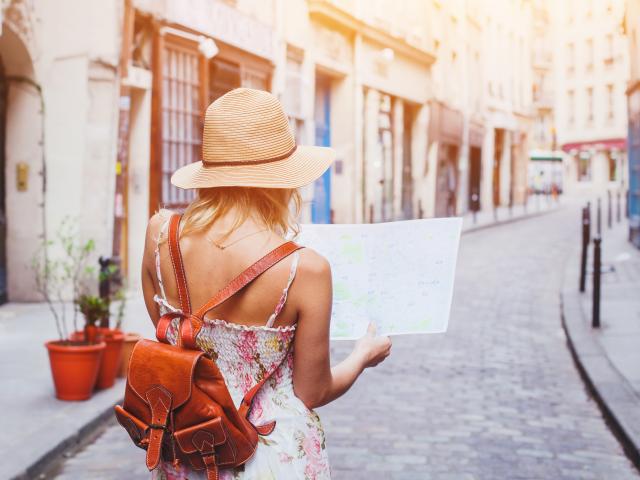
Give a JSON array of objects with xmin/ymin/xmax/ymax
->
[{"xmin": 265, "ymin": 250, "xmax": 300, "ymax": 328}]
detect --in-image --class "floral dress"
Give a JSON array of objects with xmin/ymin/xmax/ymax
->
[{"xmin": 152, "ymin": 220, "xmax": 331, "ymax": 480}]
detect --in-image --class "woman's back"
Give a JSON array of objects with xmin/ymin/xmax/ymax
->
[{"xmin": 150, "ymin": 209, "xmax": 301, "ymax": 329}]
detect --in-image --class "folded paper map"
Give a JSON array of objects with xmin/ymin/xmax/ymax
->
[{"xmin": 294, "ymin": 218, "xmax": 462, "ymax": 339}]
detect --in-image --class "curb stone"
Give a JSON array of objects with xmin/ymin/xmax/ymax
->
[
  {"xmin": 10, "ymin": 399, "xmax": 123, "ymax": 480},
  {"xmin": 560, "ymin": 246, "xmax": 640, "ymax": 472}
]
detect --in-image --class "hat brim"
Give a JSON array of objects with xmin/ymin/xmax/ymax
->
[{"xmin": 171, "ymin": 145, "xmax": 336, "ymax": 189}]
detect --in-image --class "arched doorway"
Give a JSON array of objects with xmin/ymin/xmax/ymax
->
[{"xmin": 0, "ymin": 24, "xmax": 42, "ymax": 301}]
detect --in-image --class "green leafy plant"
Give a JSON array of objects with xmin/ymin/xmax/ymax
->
[
  {"xmin": 31, "ymin": 216, "xmax": 96, "ymax": 342},
  {"xmin": 76, "ymin": 294, "xmax": 110, "ymax": 328}
]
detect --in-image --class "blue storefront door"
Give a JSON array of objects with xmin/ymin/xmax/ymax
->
[{"xmin": 312, "ymin": 78, "xmax": 331, "ymax": 224}]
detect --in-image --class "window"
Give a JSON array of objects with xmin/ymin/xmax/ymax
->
[
  {"xmin": 604, "ymin": 34, "xmax": 614, "ymax": 65},
  {"xmin": 209, "ymin": 58, "xmax": 241, "ymax": 103},
  {"xmin": 160, "ymin": 40, "xmax": 201, "ymax": 208},
  {"xmin": 284, "ymin": 45, "xmax": 305, "ymax": 142},
  {"xmin": 586, "ymin": 38, "xmax": 594, "ymax": 71},
  {"xmin": 567, "ymin": 89, "xmax": 575, "ymax": 126},
  {"xmin": 586, "ymin": 87, "xmax": 594, "ymax": 124},
  {"xmin": 606, "ymin": 84, "xmax": 615, "ymax": 121},
  {"xmin": 242, "ymin": 69, "xmax": 269, "ymax": 90},
  {"xmin": 567, "ymin": 42, "xmax": 575, "ymax": 74}
]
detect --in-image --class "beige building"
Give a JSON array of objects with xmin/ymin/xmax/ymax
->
[
  {"xmin": 0, "ymin": 0, "xmax": 122, "ymax": 301},
  {"xmin": 0, "ymin": 0, "xmax": 541, "ymax": 300},
  {"xmin": 424, "ymin": 0, "xmax": 484, "ymax": 218},
  {"xmin": 553, "ymin": 0, "xmax": 629, "ymax": 194},
  {"xmin": 528, "ymin": 0, "xmax": 563, "ymax": 193},
  {"xmin": 480, "ymin": 0, "xmax": 534, "ymax": 211}
]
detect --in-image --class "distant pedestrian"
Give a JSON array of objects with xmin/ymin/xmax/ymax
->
[{"xmin": 138, "ymin": 88, "xmax": 391, "ymax": 479}]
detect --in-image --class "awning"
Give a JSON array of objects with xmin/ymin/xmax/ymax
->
[
  {"xmin": 529, "ymin": 149, "xmax": 563, "ymax": 161},
  {"xmin": 561, "ymin": 138, "xmax": 626, "ymax": 153}
]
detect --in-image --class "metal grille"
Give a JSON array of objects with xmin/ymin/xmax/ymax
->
[{"xmin": 161, "ymin": 43, "xmax": 199, "ymax": 208}]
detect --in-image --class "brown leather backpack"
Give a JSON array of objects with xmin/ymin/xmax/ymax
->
[{"xmin": 114, "ymin": 214, "xmax": 302, "ymax": 480}]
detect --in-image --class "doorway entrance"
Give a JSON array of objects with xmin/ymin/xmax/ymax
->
[
  {"xmin": 0, "ymin": 57, "xmax": 6, "ymax": 304},
  {"xmin": 435, "ymin": 143, "xmax": 459, "ymax": 217},
  {"xmin": 468, "ymin": 146, "xmax": 481, "ymax": 213},
  {"xmin": 312, "ymin": 75, "xmax": 332, "ymax": 223},
  {"xmin": 493, "ymin": 128, "xmax": 504, "ymax": 207}
]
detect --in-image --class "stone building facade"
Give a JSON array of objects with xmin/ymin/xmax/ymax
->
[
  {"xmin": 554, "ymin": 0, "xmax": 629, "ymax": 194},
  {"xmin": 0, "ymin": 0, "xmax": 540, "ymax": 299}
]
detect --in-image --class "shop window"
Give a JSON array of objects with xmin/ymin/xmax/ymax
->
[
  {"xmin": 160, "ymin": 41, "xmax": 201, "ymax": 208},
  {"xmin": 578, "ymin": 154, "xmax": 591, "ymax": 182},
  {"xmin": 609, "ymin": 151, "xmax": 619, "ymax": 181}
]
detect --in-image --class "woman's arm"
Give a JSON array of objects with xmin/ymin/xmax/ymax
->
[
  {"xmin": 291, "ymin": 249, "xmax": 391, "ymax": 409},
  {"xmin": 140, "ymin": 212, "xmax": 167, "ymax": 327}
]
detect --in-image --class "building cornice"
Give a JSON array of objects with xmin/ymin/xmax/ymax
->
[{"xmin": 308, "ymin": 0, "xmax": 436, "ymax": 66}]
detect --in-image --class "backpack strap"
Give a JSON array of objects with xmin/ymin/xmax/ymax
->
[{"xmin": 167, "ymin": 213, "xmax": 192, "ymax": 315}]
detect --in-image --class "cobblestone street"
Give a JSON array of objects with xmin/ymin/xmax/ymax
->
[{"xmin": 48, "ymin": 206, "xmax": 639, "ymax": 480}]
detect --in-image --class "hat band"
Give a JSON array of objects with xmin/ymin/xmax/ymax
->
[{"xmin": 203, "ymin": 145, "xmax": 297, "ymax": 167}]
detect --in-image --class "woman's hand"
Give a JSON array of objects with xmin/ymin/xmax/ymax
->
[{"xmin": 354, "ymin": 322, "xmax": 392, "ymax": 369}]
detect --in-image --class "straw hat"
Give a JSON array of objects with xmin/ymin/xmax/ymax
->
[{"xmin": 171, "ymin": 88, "xmax": 335, "ymax": 189}]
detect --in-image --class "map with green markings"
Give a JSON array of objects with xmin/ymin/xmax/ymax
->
[{"xmin": 294, "ymin": 218, "xmax": 462, "ymax": 339}]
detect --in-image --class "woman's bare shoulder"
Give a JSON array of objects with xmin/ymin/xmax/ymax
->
[
  {"xmin": 147, "ymin": 209, "xmax": 174, "ymax": 236},
  {"xmin": 297, "ymin": 247, "xmax": 331, "ymax": 278}
]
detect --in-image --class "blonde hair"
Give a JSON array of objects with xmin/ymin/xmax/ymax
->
[{"xmin": 161, "ymin": 187, "xmax": 301, "ymax": 244}]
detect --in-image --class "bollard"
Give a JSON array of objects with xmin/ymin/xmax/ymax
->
[
  {"xmin": 592, "ymin": 236, "xmax": 602, "ymax": 328},
  {"xmin": 586, "ymin": 201, "xmax": 591, "ymax": 242},
  {"xmin": 579, "ymin": 207, "xmax": 589, "ymax": 293},
  {"xmin": 607, "ymin": 190, "xmax": 612, "ymax": 229},
  {"xmin": 616, "ymin": 191, "xmax": 621, "ymax": 223},
  {"xmin": 596, "ymin": 198, "xmax": 602, "ymax": 236}
]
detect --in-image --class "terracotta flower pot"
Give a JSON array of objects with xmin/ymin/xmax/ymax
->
[
  {"xmin": 95, "ymin": 329, "xmax": 125, "ymax": 389},
  {"xmin": 117, "ymin": 333, "xmax": 142, "ymax": 378},
  {"xmin": 69, "ymin": 326, "xmax": 102, "ymax": 343},
  {"xmin": 45, "ymin": 340, "xmax": 106, "ymax": 401}
]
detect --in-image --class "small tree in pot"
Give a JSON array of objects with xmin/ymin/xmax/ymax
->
[{"xmin": 32, "ymin": 217, "xmax": 106, "ymax": 401}]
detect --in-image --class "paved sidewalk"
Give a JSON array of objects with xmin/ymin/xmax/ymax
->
[
  {"xmin": 3, "ymin": 199, "xmax": 560, "ymax": 480},
  {"xmin": 561, "ymin": 219, "xmax": 640, "ymax": 468},
  {"xmin": 461, "ymin": 194, "xmax": 559, "ymax": 233},
  {"xmin": 1, "ymin": 299, "xmax": 156, "ymax": 480}
]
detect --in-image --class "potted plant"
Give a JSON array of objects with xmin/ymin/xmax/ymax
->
[
  {"xmin": 74, "ymin": 272, "xmax": 126, "ymax": 390},
  {"xmin": 33, "ymin": 217, "xmax": 106, "ymax": 401}
]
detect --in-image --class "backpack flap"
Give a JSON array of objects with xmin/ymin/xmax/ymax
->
[
  {"xmin": 174, "ymin": 417, "xmax": 239, "ymax": 469},
  {"xmin": 128, "ymin": 339, "xmax": 204, "ymax": 409}
]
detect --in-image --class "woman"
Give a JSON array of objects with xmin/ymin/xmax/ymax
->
[{"xmin": 141, "ymin": 88, "xmax": 391, "ymax": 479}]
